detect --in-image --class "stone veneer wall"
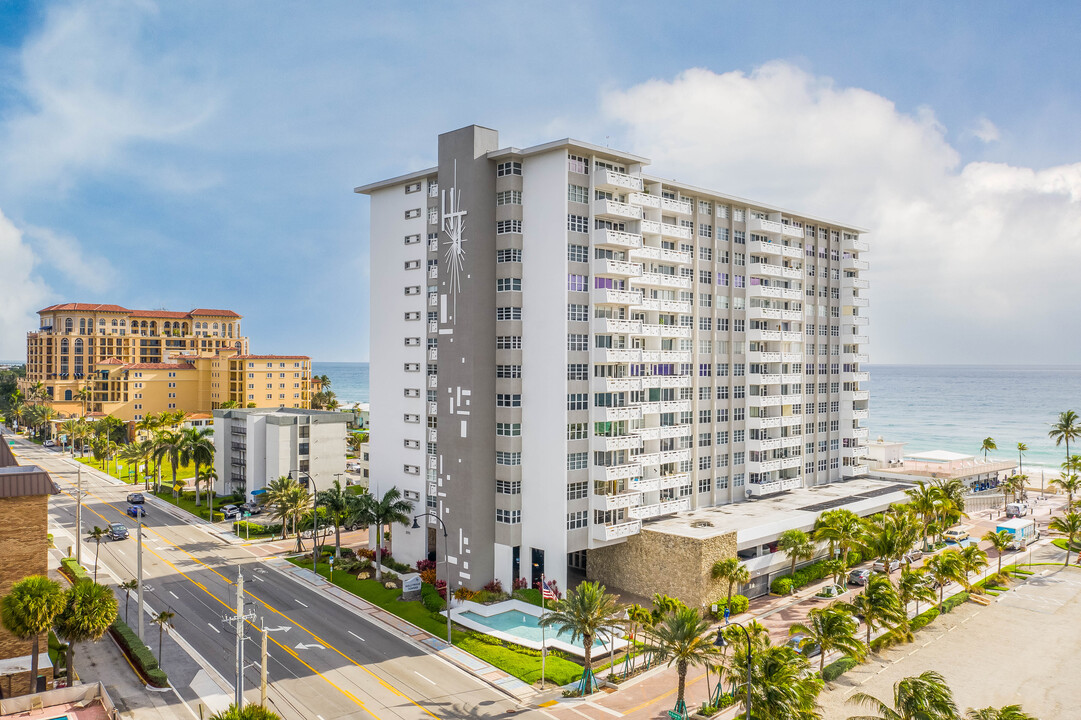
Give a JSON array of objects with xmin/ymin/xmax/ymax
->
[
  {"xmin": 587, "ymin": 529, "xmax": 737, "ymax": 609},
  {"xmin": 0, "ymin": 494, "xmax": 51, "ymax": 696}
]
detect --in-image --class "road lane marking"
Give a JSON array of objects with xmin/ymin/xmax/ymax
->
[
  {"xmin": 295, "ymin": 599, "xmax": 309, "ymax": 607},
  {"xmin": 415, "ymin": 672, "xmax": 436, "ymax": 685},
  {"xmin": 349, "ymin": 630, "xmax": 366, "ymax": 642},
  {"xmin": 208, "ymin": 623, "xmax": 220, "ymax": 634},
  {"xmin": 585, "ymin": 702, "xmax": 623, "ymax": 717},
  {"xmin": 169, "ymin": 591, "xmax": 179, "ymax": 599}
]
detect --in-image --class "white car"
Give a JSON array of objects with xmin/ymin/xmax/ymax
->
[
  {"xmin": 43, "ymin": 439, "xmax": 56, "ymax": 447},
  {"xmin": 872, "ymin": 559, "xmax": 901, "ymax": 573}
]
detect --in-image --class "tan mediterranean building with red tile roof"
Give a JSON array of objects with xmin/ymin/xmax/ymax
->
[{"xmin": 22, "ymin": 304, "xmax": 312, "ymax": 421}]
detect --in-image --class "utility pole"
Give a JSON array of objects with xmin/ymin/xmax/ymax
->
[
  {"xmin": 75, "ymin": 464, "xmax": 82, "ymax": 564},
  {"xmin": 260, "ymin": 620, "xmax": 268, "ymax": 709},
  {"xmin": 223, "ymin": 568, "xmax": 256, "ymax": 708},
  {"xmin": 137, "ymin": 521, "xmax": 145, "ymax": 642}
]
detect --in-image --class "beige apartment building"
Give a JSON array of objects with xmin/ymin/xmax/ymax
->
[{"xmin": 23, "ymin": 304, "xmax": 312, "ymax": 421}]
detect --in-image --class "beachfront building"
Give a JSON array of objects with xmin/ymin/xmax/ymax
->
[
  {"xmin": 212, "ymin": 407, "xmax": 353, "ymax": 501},
  {"xmin": 22, "ymin": 304, "xmax": 312, "ymax": 421},
  {"xmin": 356, "ymin": 125, "xmax": 870, "ymax": 593},
  {"xmin": 866, "ymin": 440, "xmax": 1015, "ymax": 492}
]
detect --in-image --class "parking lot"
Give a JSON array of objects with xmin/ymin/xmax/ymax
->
[{"xmin": 816, "ymin": 543, "xmax": 1081, "ymax": 718}]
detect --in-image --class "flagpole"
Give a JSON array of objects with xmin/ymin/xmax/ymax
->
[{"xmin": 540, "ymin": 574, "xmax": 547, "ymax": 690}]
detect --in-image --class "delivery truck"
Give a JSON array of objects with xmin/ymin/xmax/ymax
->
[{"xmin": 996, "ymin": 517, "xmax": 1040, "ymax": 551}]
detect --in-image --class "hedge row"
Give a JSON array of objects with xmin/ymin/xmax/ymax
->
[
  {"xmin": 940, "ymin": 591, "xmax": 969, "ymax": 613},
  {"xmin": 110, "ymin": 617, "xmax": 169, "ymax": 687},
  {"xmin": 420, "ymin": 583, "xmax": 446, "ymax": 613},
  {"xmin": 822, "ymin": 656, "xmax": 859, "ymax": 682},
  {"xmin": 770, "ymin": 552, "xmax": 863, "ymax": 594},
  {"xmin": 711, "ymin": 594, "xmax": 749, "ymax": 615},
  {"xmin": 910, "ymin": 606, "xmax": 939, "ymax": 632},
  {"xmin": 59, "ymin": 558, "xmax": 91, "ymax": 584}
]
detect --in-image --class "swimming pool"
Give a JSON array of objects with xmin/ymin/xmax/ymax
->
[
  {"xmin": 450, "ymin": 599, "xmax": 626, "ymax": 657},
  {"xmin": 458, "ymin": 610, "xmax": 610, "ymax": 648}
]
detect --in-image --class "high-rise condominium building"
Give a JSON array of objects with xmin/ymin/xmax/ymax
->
[
  {"xmin": 356, "ymin": 126, "xmax": 869, "ymax": 593},
  {"xmin": 23, "ymin": 304, "xmax": 312, "ymax": 421}
]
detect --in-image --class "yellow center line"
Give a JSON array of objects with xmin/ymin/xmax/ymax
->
[{"xmin": 57, "ymin": 485, "xmax": 385, "ymax": 720}]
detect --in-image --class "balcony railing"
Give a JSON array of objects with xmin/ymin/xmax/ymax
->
[
  {"xmin": 631, "ymin": 245, "xmax": 692, "ymax": 264},
  {"xmin": 628, "ymin": 192, "xmax": 661, "ymax": 209},
  {"xmin": 628, "ymin": 498, "xmax": 690, "ymax": 519},
  {"xmin": 747, "ymin": 477, "xmax": 802, "ymax": 497},
  {"xmin": 595, "ymin": 168, "xmax": 644, "ymax": 192},
  {"xmin": 633, "ymin": 272, "xmax": 691, "ymax": 290},
  {"xmin": 747, "ymin": 217, "xmax": 784, "ymax": 235},
  {"xmin": 747, "ymin": 285, "xmax": 802, "ymax": 301},
  {"xmin": 594, "ymin": 229, "xmax": 643, "ymax": 250},
  {"xmin": 591, "ymin": 491, "xmax": 643, "ymax": 512},
  {"xmin": 592, "ymin": 258, "xmax": 642, "ymax": 278},
  {"xmin": 593, "ymin": 519, "xmax": 642, "ymax": 542},
  {"xmin": 593, "ymin": 199, "xmax": 643, "ymax": 221}
]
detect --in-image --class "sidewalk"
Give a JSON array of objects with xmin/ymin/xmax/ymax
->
[{"xmin": 268, "ymin": 557, "xmax": 538, "ymax": 701}]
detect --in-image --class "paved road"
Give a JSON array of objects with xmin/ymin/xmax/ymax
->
[{"xmin": 14, "ymin": 437, "xmax": 530, "ymax": 720}]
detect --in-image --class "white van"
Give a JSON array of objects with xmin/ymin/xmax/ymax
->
[{"xmin": 1005, "ymin": 502, "xmax": 1030, "ymax": 518}]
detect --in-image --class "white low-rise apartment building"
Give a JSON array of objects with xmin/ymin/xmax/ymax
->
[
  {"xmin": 212, "ymin": 407, "xmax": 352, "ymax": 501},
  {"xmin": 356, "ymin": 125, "xmax": 869, "ymax": 594}
]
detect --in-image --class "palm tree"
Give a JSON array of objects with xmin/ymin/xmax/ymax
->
[
  {"xmin": 625, "ymin": 604, "xmax": 652, "ymax": 671},
  {"xmin": 1049, "ymin": 511, "xmax": 1081, "ymax": 565},
  {"xmin": 1050, "ymin": 472, "xmax": 1081, "ymax": 507},
  {"xmin": 135, "ymin": 414, "xmax": 160, "ymax": 442},
  {"xmin": 728, "ymin": 642, "xmax": 822, "ymax": 720},
  {"xmin": 284, "ymin": 483, "xmax": 313, "ymax": 552},
  {"xmin": 265, "ymin": 475, "xmax": 301, "ymax": 540},
  {"xmin": 905, "ymin": 481, "xmax": 940, "ymax": 550},
  {"xmin": 710, "ymin": 557, "xmax": 750, "ymax": 607},
  {"xmin": 934, "ymin": 477, "xmax": 968, "ymax": 517},
  {"xmin": 777, "ymin": 529, "xmax": 816, "ymax": 590},
  {"xmin": 788, "ymin": 605, "xmax": 865, "ymax": 675},
  {"xmin": 539, "ymin": 581, "xmax": 624, "ymax": 694},
  {"xmin": 1001, "ymin": 475, "xmax": 1026, "ymax": 507},
  {"xmin": 76, "ymin": 385, "xmax": 93, "ymax": 417},
  {"xmin": 1015, "ymin": 442, "xmax": 1027, "ymax": 477},
  {"xmin": 151, "ymin": 609, "xmax": 176, "ymax": 666},
  {"xmin": 922, "ymin": 550, "xmax": 963, "ymax": 608},
  {"xmin": 982, "ymin": 530, "xmax": 1013, "ymax": 577},
  {"xmin": 958, "ymin": 545, "xmax": 988, "ymax": 591},
  {"xmin": 847, "ymin": 670, "xmax": 959, "ymax": 720},
  {"xmin": 209, "ymin": 704, "xmax": 282, "ymax": 720},
  {"xmin": 645, "ymin": 606, "xmax": 719, "ymax": 713},
  {"xmin": 350, "ymin": 487, "xmax": 414, "ymax": 581},
  {"xmin": 0, "ymin": 576, "xmax": 65, "ymax": 693},
  {"xmin": 1049, "ymin": 410, "xmax": 1081, "ymax": 467},
  {"xmin": 60, "ymin": 419, "xmax": 79, "ymax": 453},
  {"xmin": 965, "ymin": 705, "xmax": 1036, "ymax": 720},
  {"xmin": 980, "ymin": 437, "xmax": 997, "ymax": 460},
  {"xmin": 896, "ymin": 568, "xmax": 936, "ymax": 618},
  {"xmin": 119, "ymin": 580, "xmax": 139, "ymax": 624},
  {"xmin": 180, "ymin": 427, "xmax": 215, "ymax": 506},
  {"xmin": 814, "ymin": 508, "xmax": 863, "ymax": 568},
  {"xmin": 851, "ymin": 573, "xmax": 904, "ymax": 648},
  {"xmin": 199, "ymin": 467, "xmax": 219, "ymax": 516},
  {"xmin": 88, "ymin": 526, "xmax": 107, "ymax": 582},
  {"xmin": 153, "ymin": 430, "xmax": 185, "ymax": 497},
  {"xmin": 53, "ymin": 581, "xmax": 118, "ymax": 681},
  {"xmin": 317, "ymin": 479, "xmax": 361, "ymax": 560}
]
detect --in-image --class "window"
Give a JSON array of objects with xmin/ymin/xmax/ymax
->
[
  {"xmin": 496, "ymin": 220, "xmax": 522, "ymax": 234},
  {"xmin": 404, "ymin": 286, "xmax": 421, "ymax": 296},
  {"xmin": 567, "ymin": 215, "xmax": 589, "ymax": 233},
  {"xmin": 404, "ymin": 337, "xmax": 421, "ymax": 346},
  {"xmin": 496, "ymin": 190, "xmax": 522, "ymax": 205},
  {"xmin": 404, "ymin": 363, "xmax": 420, "ymax": 372},
  {"xmin": 404, "ymin": 414, "xmax": 420, "ymax": 423},
  {"xmin": 496, "ymin": 394, "xmax": 522, "ymax": 407},
  {"xmin": 567, "ymin": 511, "xmax": 588, "ymax": 530},
  {"xmin": 496, "ymin": 509, "xmax": 521, "ymax": 524},
  {"xmin": 568, "ymin": 274, "xmax": 588, "ymax": 291},
  {"xmin": 567, "ymin": 393, "xmax": 588, "ymax": 410},
  {"xmin": 568, "ymin": 334, "xmax": 588, "ymax": 351},
  {"xmin": 568, "ymin": 185, "xmax": 589, "ymax": 203},
  {"xmin": 496, "ymin": 336, "xmax": 522, "ymax": 350},
  {"xmin": 496, "ymin": 451, "xmax": 522, "ymax": 465},
  {"xmin": 496, "ymin": 365, "xmax": 522, "ymax": 378},
  {"xmin": 404, "ymin": 260, "xmax": 421, "ymax": 270},
  {"xmin": 568, "ymin": 304, "xmax": 588, "ymax": 321},
  {"xmin": 567, "ymin": 482, "xmax": 588, "ymax": 500},
  {"xmin": 698, "ymin": 477, "xmax": 712, "ymax": 493},
  {"xmin": 497, "ymin": 278, "xmax": 522, "ymax": 292},
  {"xmin": 568, "ymin": 155, "xmax": 588, "ymax": 174},
  {"xmin": 497, "ymin": 161, "xmax": 522, "ymax": 176},
  {"xmin": 567, "ymin": 423, "xmax": 587, "ymax": 440},
  {"xmin": 497, "ymin": 480, "xmax": 521, "ymax": 494},
  {"xmin": 699, "ymin": 223, "xmax": 712, "ymax": 238},
  {"xmin": 497, "ymin": 248, "xmax": 522, "ymax": 263},
  {"xmin": 404, "ymin": 234, "xmax": 421, "ymax": 245},
  {"xmin": 405, "ymin": 311, "xmax": 420, "ymax": 321},
  {"xmin": 567, "ymin": 364, "xmax": 588, "ymax": 380},
  {"xmin": 496, "ymin": 307, "xmax": 522, "ymax": 321},
  {"xmin": 568, "ymin": 244, "xmax": 589, "ymax": 263},
  {"xmin": 404, "ymin": 208, "xmax": 422, "ymax": 219},
  {"xmin": 568, "ymin": 452, "xmax": 588, "ymax": 470},
  {"xmin": 496, "ymin": 423, "xmax": 521, "ymax": 436},
  {"xmin": 699, "ymin": 455, "xmax": 712, "ymax": 470}
]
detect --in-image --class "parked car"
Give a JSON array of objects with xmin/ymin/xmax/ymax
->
[
  {"xmin": 1005, "ymin": 502, "xmax": 1030, "ymax": 518},
  {"xmin": 872, "ymin": 559, "xmax": 901, "ymax": 573},
  {"xmin": 239, "ymin": 502, "xmax": 262, "ymax": 516},
  {"xmin": 847, "ymin": 569, "xmax": 871, "ymax": 586},
  {"xmin": 127, "ymin": 493, "xmax": 145, "ymax": 505},
  {"xmin": 904, "ymin": 549, "xmax": 924, "ymax": 563},
  {"xmin": 221, "ymin": 505, "xmax": 242, "ymax": 520},
  {"xmin": 107, "ymin": 522, "xmax": 129, "ymax": 540},
  {"xmin": 126, "ymin": 505, "xmax": 147, "ymax": 518},
  {"xmin": 943, "ymin": 528, "xmax": 969, "ymax": 543},
  {"xmin": 43, "ymin": 439, "xmax": 55, "ymax": 447},
  {"xmin": 786, "ymin": 634, "xmax": 822, "ymax": 658}
]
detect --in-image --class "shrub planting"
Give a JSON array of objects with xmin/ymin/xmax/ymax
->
[
  {"xmin": 770, "ymin": 577, "xmax": 793, "ymax": 595},
  {"xmin": 822, "ymin": 656, "xmax": 859, "ymax": 682},
  {"xmin": 711, "ymin": 594, "xmax": 749, "ymax": 615},
  {"xmin": 110, "ymin": 617, "xmax": 168, "ymax": 687}
]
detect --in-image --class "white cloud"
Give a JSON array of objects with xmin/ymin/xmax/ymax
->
[
  {"xmin": 599, "ymin": 63, "xmax": 1081, "ymax": 363},
  {"xmin": 22, "ymin": 224, "xmax": 114, "ymax": 293},
  {"xmin": 0, "ymin": 210, "xmax": 52, "ymax": 360},
  {"xmin": 968, "ymin": 117, "xmax": 1002, "ymax": 143}
]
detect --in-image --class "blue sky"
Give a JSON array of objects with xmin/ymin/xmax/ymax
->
[{"xmin": 1, "ymin": 1, "xmax": 1080, "ymax": 363}]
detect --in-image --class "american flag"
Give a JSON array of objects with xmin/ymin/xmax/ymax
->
[{"xmin": 541, "ymin": 576, "xmax": 557, "ymax": 601}]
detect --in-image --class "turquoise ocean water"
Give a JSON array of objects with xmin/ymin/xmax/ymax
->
[{"xmin": 313, "ymin": 362, "xmax": 1081, "ymax": 475}]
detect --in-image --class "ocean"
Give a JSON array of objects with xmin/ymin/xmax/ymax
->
[{"xmin": 312, "ymin": 361, "xmax": 1081, "ymax": 475}]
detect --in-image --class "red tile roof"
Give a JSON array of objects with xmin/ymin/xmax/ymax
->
[
  {"xmin": 121, "ymin": 362, "xmax": 196, "ymax": 370},
  {"xmin": 129, "ymin": 310, "xmax": 190, "ymax": 318},
  {"xmin": 231, "ymin": 354, "xmax": 310, "ymax": 360},
  {"xmin": 97, "ymin": 358, "xmax": 125, "ymax": 365},
  {"xmin": 39, "ymin": 304, "xmax": 241, "ymax": 319},
  {"xmin": 184, "ymin": 412, "xmax": 213, "ymax": 419},
  {"xmin": 40, "ymin": 303, "xmax": 129, "ymax": 313},
  {"xmin": 190, "ymin": 308, "xmax": 241, "ymax": 318}
]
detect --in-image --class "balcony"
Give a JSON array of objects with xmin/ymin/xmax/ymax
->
[
  {"xmin": 593, "ymin": 318, "xmax": 642, "ymax": 335},
  {"xmin": 747, "ymin": 477, "xmax": 802, "ymax": 497},
  {"xmin": 747, "ymin": 217, "xmax": 784, "ymax": 235},
  {"xmin": 596, "ymin": 435, "xmax": 643, "ymax": 452},
  {"xmin": 641, "ymin": 376, "xmax": 692, "ymax": 390},
  {"xmin": 842, "ymin": 445, "xmax": 870, "ymax": 459},
  {"xmin": 658, "ymin": 473, "xmax": 691, "ymax": 489},
  {"xmin": 628, "ymin": 192, "xmax": 661, "ymax": 209},
  {"xmin": 749, "ymin": 456, "xmax": 802, "ymax": 473},
  {"xmin": 592, "ymin": 491, "xmax": 643, "ymax": 511},
  {"xmin": 752, "ymin": 373, "xmax": 782, "ymax": 384},
  {"xmin": 842, "ymin": 257, "xmax": 869, "ymax": 272},
  {"xmin": 640, "ymin": 219, "xmax": 692, "ymax": 240},
  {"xmin": 748, "ymin": 240, "xmax": 803, "ymax": 260},
  {"xmin": 595, "ymin": 168, "xmax": 644, "ymax": 192},
  {"xmin": 660, "ymin": 197, "xmax": 693, "ymax": 215},
  {"xmin": 592, "ymin": 258, "xmax": 642, "ymax": 278},
  {"xmin": 599, "ymin": 463, "xmax": 643, "ymax": 482},
  {"xmin": 842, "ymin": 276, "xmax": 870, "ymax": 290},
  {"xmin": 844, "ymin": 315, "xmax": 869, "ymax": 327},
  {"xmin": 593, "ymin": 199, "xmax": 643, "ymax": 221},
  {"xmin": 428, "ymin": 348, "xmax": 437, "ymax": 361},
  {"xmin": 847, "ymin": 296, "xmax": 869, "ymax": 308},
  {"xmin": 781, "ymin": 224, "xmax": 804, "ymax": 239},
  {"xmin": 842, "ymin": 234, "xmax": 869, "ymax": 252},
  {"xmin": 628, "ymin": 498, "xmax": 690, "ymax": 520},
  {"xmin": 843, "ymin": 371, "xmax": 870, "ymax": 383},
  {"xmin": 593, "ymin": 519, "xmax": 642, "ymax": 542},
  {"xmin": 640, "ymin": 323, "xmax": 692, "ymax": 338},
  {"xmin": 747, "ymin": 394, "xmax": 783, "ymax": 407},
  {"xmin": 841, "ymin": 352, "xmax": 869, "ymax": 363},
  {"xmin": 640, "ymin": 350, "xmax": 691, "ymax": 363},
  {"xmin": 747, "ymin": 350, "xmax": 782, "ymax": 363},
  {"xmin": 635, "ymin": 298, "xmax": 692, "ymax": 314},
  {"xmin": 633, "ymin": 272, "xmax": 691, "ymax": 290},
  {"xmin": 747, "ymin": 285, "xmax": 802, "ymax": 302},
  {"xmin": 748, "ymin": 328, "xmax": 782, "ymax": 342},
  {"xmin": 781, "ymin": 373, "xmax": 802, "ymax": 384},
  {"xmin": 591, "ymin": 376, "xmax": 641, "ymax": 393},
  {"xmin": 850, "ymin": 335, "xmax": 869, "ymax": 345},
  {"xmin": 852, "ymin": 427, "xmax": 869, "ymax": 439},
  {"xmin": 594, "ymin": 229, "xmax": 643, "ymax": 251},
  {"xmin": 629, "ymin": 477, "xmax": 659, "ymax": 493},
  {"xmin": 844, "ymin": 390, "xmax": 870, "ymax": 401},
  {"xmin": 592, "ymin": 288, "xmax": 641, "ymax": 306},
  {"xmin": 631, "ymin": 245, "xmax": 692, "ymax": 265},
  {"xmin": 842, "ymin": 464, "xmax": 869, "ymax": 478},
  {"xmin": 748, "ymin": 307, "xmax": 802, "ymax": 322},
  {"xmin": 747, "ymin": 435, "xmax": 802, "ymax": 452},
  {"xmin": 591, "ymin": 406, "xmax": 643, "ymax": 423},
  {"xmin": 841, "ymin": 407, "xmax": 869, "ymax": 420}
]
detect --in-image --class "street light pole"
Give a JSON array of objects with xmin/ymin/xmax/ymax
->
[
  {"xmin": 411, "ymin": 513, "xmax": 451, "ymax": 644},
  {"xmin": 137, "ymin": 520, "xmax": 145, "ymax": 642},
  {"xmin": 307, "ymin": 475, "xmax": 319, "ymax": 576},
  {"xmin": 715, "ymin": 623, "xmax": 752, "ymax": 720},
  {"xmin": 75, "ymin": 464, "xmax": 82, "ymax": 564}
]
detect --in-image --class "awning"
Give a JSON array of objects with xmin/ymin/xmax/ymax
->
[{"xmin": 250, "ymin": 488, "xmax": 267, "ymax": 496}]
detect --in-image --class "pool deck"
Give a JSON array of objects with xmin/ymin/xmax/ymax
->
[{"xmin": 451, "ymin": 599, "xmax": 628, "ymax": 658}]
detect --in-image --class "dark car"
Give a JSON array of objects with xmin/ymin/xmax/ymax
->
[
  {"xmin": 848, "ymin": 568, "xmax": 871, "ymax": 586},
  {"xmin": 127, "ymin": 493, "xmax": 145, "ymax": 505},
  {"xmin": 786, "ymin": 634, "xmax": 821, "ymax": 658},
  {"xmin": 107, "ymin": 522, "xmax": 129, "ymax": 540},
  {"xmin": 239, "ymin": 502, "xmax": 262, "ymax": 516},
  {"xmin": 126, "ymin": 505, "xmax": 147, "ymax": 518}
]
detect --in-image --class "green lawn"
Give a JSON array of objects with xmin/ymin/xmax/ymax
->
[
  {"xmin": 151, "ymin": 489, "xmax": 227, "ymax": 522},
  {"xmin": 74, "ymin": 454, "xmax": 197, "ymax": 485},
  {"xmin": 288, "ymin": 557, "xmax": 584, "ymax": 686}
]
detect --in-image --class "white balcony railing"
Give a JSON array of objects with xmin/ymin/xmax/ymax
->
[
  {"xmin": 595, "ymin": 168, "xmax": 644, "ymax": 192},
  {"xmin": 593, "ymin": 199, "xmax": 643, "ymax": 221},
  {"xmin": 596, "ymin": 435, "xmax": 642, "ymax": 452},
  {"xmin": 781, "ymin": 224, "xmax": 804, "ymax": 239},
  {"xmin": 747, "ymin": 477, "xmax": 802, "ymax": 497},
  {"xmin": 633, "ymin": 272, "xmax": 691, "ymax": 290},
  {"xmin": 629, "ymin": 477, "xmax": 659, "ymax": 493},
  {"xmin": 591, "ymin": 406, "xmax": 643, "ymax": 423},
  {"xmin": 628, "ymin": 498, "xmax": 690, "ymax": 520},
  {"xmin": 592, "ymin": 258, "xmax": 642, "ymax": 278},
  {"xmin": 592, "ymin": 288, "xmax": 641, "ymax": 306},
  {"xmin": 640, "ymin": 323, "xmax": 692, "ymax": 338},
  {"xmin": 842, "ymin": 276, "xmax": 870, "ymax": 290},
  {"xmin": 635, "ymin": 298, "xmax": 692, "ymax": 314},
  {"xmin": 631, "ymin": 245, "xmax": 692, "ymax": 265},
  {"xmin": 594, "ymin": 229, "xmax": 643, "ymax": 250},
  {"xmin": 658, "ymin": 473, "xmax": 690, "ymax": 489},
  {"xmin": 592, "ymin": 491, "xmax": 643, "ymax": 511},
  {"xmin": 592, "ymin": 318, "xmax": 642, "ymax": 335},
  {"xmin": 661, "ymin": 197, "xmax": 693, "ymax": 215},
  {"xmin": 628, "ymin": 192, "xmax": 661, "ymax": 209},
  {"xmin": 599, "ymin": 463, "xmax": 643, "ymax": 482},
  {"xmin": 593, "ymin": 519, "xmax": 642, "ymax": 542},
  {"xmin": 842, "ymin": 257, "xmax": 869, "ymax": 271},
  {"xmin": 747, "ymin": 217, "xmax": 784, "ymax": 235},
  {"xmin": 591, "ymin": 376, "xmax": 641, "ymax": 393}
]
